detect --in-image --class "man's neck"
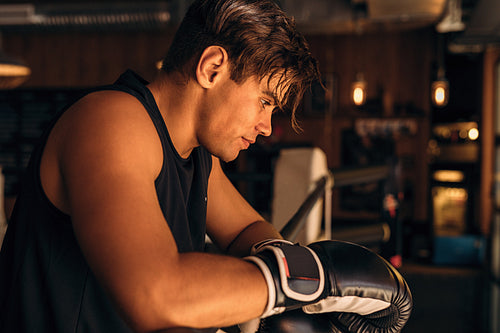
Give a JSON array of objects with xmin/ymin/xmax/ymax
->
[{"xmin": 147, "ymin": 71, "xmax": 201, "ymax": 159}]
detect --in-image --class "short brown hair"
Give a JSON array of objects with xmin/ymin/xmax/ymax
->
[{"xmin": 161, "ymin": 0, "xmax": 320, "ymax": 130}]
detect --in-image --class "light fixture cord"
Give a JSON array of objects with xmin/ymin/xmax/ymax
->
[{"xmin": 436, "ymin": 33, "xmax": 446, "ymax": 78}]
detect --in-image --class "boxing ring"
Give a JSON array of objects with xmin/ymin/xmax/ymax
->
[{"xmin": 280, "ymin": 164, "xmax": 392, "ymax": 246}]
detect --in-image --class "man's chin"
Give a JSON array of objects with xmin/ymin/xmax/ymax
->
[{"xmin": 217, "ymin": 150, "xmax": 242, "ymax": 163}]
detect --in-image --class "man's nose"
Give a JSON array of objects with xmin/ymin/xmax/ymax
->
[{"xmin": 256, "ymin": 112, "xmax": 272, "ymax": 137}]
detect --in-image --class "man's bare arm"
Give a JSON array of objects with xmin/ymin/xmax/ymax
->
[
  {"xmin": 49, "ymin": 92, "xmax": 269, "ymax": 331},
  {"xmin": 206, "ymin": 157, "xmax": 282, "ymax": 257}
]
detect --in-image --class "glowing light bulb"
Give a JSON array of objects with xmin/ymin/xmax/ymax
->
[
  {"xmin": 353, "ymin": 87, "xmax": 365, "ymax": 105},
  {"xmin": 434, "ymin": 87, "xmax": 445, "ymax": 104},
  {"xmin": 431, "ymin": 78, "xmax": 449, "ymax": 107},
  {"xmin": 351, "ymin": 73, "xmax": 367, "ymax": 106},
  {"xmin": 468, "ymin": 128, "xmax": 479, "ymax": 141}
]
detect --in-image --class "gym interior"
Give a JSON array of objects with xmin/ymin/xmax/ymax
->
[{"xmin": 0, "ymin": 0, "xmax": 499, "ymax": 332}]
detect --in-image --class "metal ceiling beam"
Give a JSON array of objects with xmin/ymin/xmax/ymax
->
[{"xmin": 0, "ymin": 2, "xmax": 175, "ymax": 31}]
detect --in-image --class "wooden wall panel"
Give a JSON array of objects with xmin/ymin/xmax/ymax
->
[
  {"xmin": 480, "ymin": 47, "xmax": 500, "ymax": 235},
  {"xmin": 3, "ymin": 30, "xmax": 175, "ymax": 87},
  {"xmin": 307, "ymin": 28, "xmax": 434, "ymax": 116}
]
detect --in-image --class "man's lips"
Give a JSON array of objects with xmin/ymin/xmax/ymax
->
[{"xmin": 242, "ymin": 137, "xmax": 255, "ymax": 149}]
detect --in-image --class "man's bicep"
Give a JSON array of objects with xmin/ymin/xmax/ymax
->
[{"xmin": 58, "ymin": 98, "xmax": 181, "ymax": 323}]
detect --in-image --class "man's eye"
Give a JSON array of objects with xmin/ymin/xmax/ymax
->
[{"xmin": 260, "ymin": 99, "xmax": 271, "ymax": 108}]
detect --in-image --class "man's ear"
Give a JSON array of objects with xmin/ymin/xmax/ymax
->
[{"xmin": 196, "ymin": 46, "xmax": 229, "ymax": 89}]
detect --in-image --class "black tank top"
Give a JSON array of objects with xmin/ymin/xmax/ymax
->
[{"xmin": 0, "ymin": 70, "xmax": 213, "ymax": 332}]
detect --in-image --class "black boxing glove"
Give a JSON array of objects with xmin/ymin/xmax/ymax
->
[
  {"xmin": 257, "ymin": 309, "xmax": 335, "ymax": 333},
  {"xmin": 257, "ymin": 307, "xmax": 406, "ymax": 333},
  {"xmin": 303, "ymin": 240, "xmax": 413, "ymax": 333},
  {"xmin": 245, "ymin": 240, "xmax": 412, "ymax": 332}
]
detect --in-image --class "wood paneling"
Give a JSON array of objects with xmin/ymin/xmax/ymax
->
[
  {"xmin": 480, "ymin": 47, "xmax": 500, "ymax": 235},
  {"xmin": 3, "ymin": 29, "xmax": 176, "ymax": 87},
  {"xmin": 306, "ymin": 28, "xmax": 434, "ymax": 116}
]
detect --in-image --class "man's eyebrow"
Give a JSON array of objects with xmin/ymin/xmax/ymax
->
[{"xmin": 262, "ymin": 90, "xmax": 278, "ymax": 105}]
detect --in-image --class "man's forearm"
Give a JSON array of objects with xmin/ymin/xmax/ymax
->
[
  {"xmin": 226, "ymin": 220, "xmax": 282, "ymax": 257},
  {"xmin": 154, "ymin": 251, "xmax": 269, "ymax": 330}
]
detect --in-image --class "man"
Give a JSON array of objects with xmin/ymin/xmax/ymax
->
[
  {"xmin": 0, "ymin": 1, "xmax": 413, "ymax": 332},
  {"xmin": 0, "ymin": 0, "xmax": 320, "ymax": 331}
]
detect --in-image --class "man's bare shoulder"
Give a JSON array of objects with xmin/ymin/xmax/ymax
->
[
  {"xmin": 55, "ymin": 89, "xmax": 164, "ymax": 176},
  {"xmin": 66, "ymin": 89, "xmax": 152, "ymax": 126}
]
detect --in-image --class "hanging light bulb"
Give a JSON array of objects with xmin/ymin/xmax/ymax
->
[
  {"xmin": 431, "ymin": 33, "xmax": 450, "ymax": 108},
  {"xmin": 431, "ymin": 67, "xmax": 449, "ymax": 107},
  {"xmin": 351, "ymin": 72, "xmax": 366, "ymax": 106}
]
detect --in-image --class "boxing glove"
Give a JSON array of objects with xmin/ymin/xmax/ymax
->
[
  {"xmin": 245, "ymin": 240, "xmax": 412, "ymax": 332},
  {"xmin": 257, "ymin": 307, "xmax": 404, "ymax": 333},
  {"xmin": 304, "ymin": 240, "xmax": 412, "ymax": 333},
  {"xmin": 257, "ymin": 309, "xmax": 335, "ymax": 333}
]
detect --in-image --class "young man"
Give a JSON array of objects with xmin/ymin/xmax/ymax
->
[
  {"xmin": 0, "ymin": 1, "xmax": 413, "ymax": 332},
  {"xmin": 0, "ymin": 0, "xmax": 321, "ymax": 331}
]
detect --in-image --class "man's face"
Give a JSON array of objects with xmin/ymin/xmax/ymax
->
[{"xmin": 197, "ymin": 73, "xmax": 279, "ymax": 162}]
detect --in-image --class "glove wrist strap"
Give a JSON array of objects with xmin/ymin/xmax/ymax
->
[
  {"xmin": 245, "ymin": 256, "xmax": 280, "ymax": 318},
  {"xmin": 245, "ymin": 239, "xmax": 325, "ymax": 318}
]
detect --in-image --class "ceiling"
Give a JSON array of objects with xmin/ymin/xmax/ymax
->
[
  {"xmin": 0, "ymin": 0, "xmax": 498, "ymax": 48},
  {"xmin": 453, "ymin": 0, "xmax": 500, "ymax": 45},
  {"xmin": 281, "ymin": 0, "xmax": 451, "ymax": 34}
]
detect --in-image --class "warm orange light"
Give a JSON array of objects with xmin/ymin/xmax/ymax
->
[
  {"xmin": 433, "ymin": 170, "xmax": 464, "ymax": 183},
  {"xmin": 353, "ymin": 87, "xmax": 365, "ymax": 105},
  {"xmin": 351, "ymin": 75, "xmax": 366, "ymax": 106},
  {"xmin": 468, "ymin": 128, "xmax": 479, "ymax": 141},
  {"xmin": 0, "ymin": 52, "xmax": 31, "ymax": 89},
  {"xmin": 431, "ymin": 79, "xmax": 449, "ymax": 107},
  {"xmin": 435, "ymin": 87, "xmax": 446, "ymax": 104}
]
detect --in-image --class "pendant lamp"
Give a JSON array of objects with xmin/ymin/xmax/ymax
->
[{"xmin": 0, "ymin": 33, "xmax": 31, "ymax": 89}]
